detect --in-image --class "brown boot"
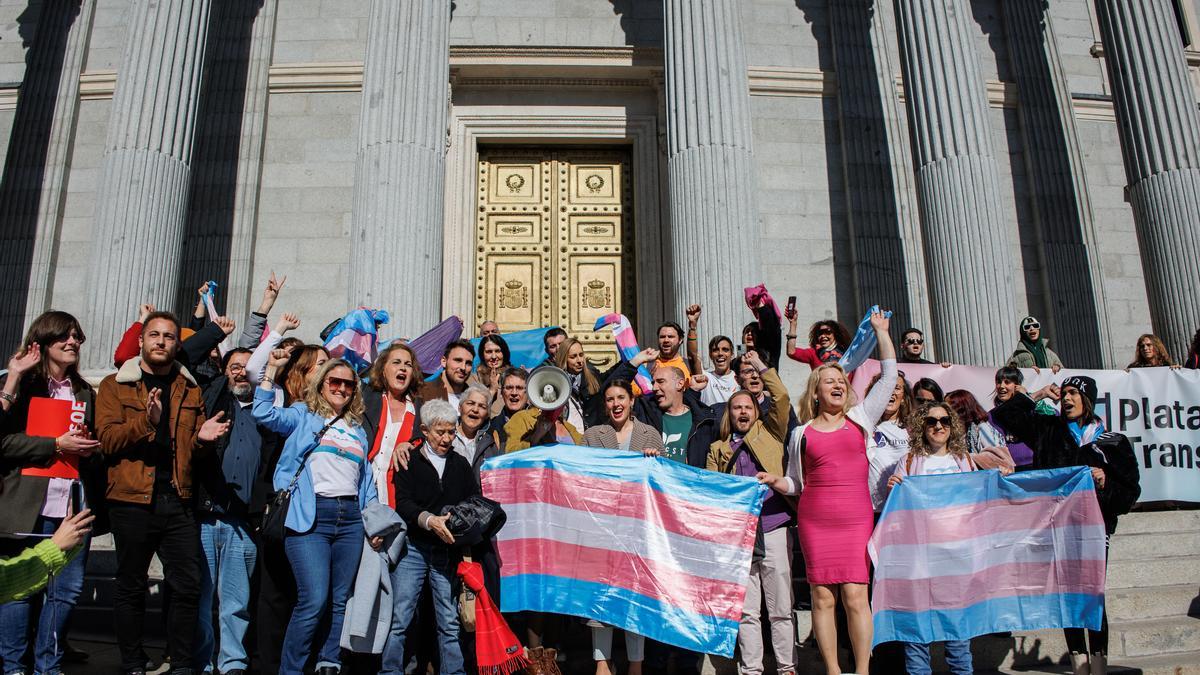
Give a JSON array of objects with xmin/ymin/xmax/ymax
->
[{"xmin": 525, "ymin": 647, "xmax": 548, "ymax": 675}]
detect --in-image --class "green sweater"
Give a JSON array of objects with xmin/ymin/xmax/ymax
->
[{"xmin": 0, "ymin": 539, "xmax": 75, "ymax": 602}]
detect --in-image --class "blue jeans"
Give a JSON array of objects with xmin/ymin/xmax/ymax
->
[
  {"xmin": 903, "ymin": 639, "xmax": 973, "ymax": 675},
  {"xmin": 0, "ymin": 516, "xmax": 88, "ymax": 675},
  {"xmin": 195, "ymin": 514, "xmax": 257, "ymax": 673},
  {"xmin": 381, "ymin": 539, "xmax": 464, "ymax": 675},
  {"xmin": 281, "ymin": 497, "xmax": 363, "ymax": 674}
]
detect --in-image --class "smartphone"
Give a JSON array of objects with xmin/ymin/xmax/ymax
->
[
  {"xmin": 736, "ymin": 344, "xmax": 747, "ymax": 357},
  {"xmin": 786, "ymin": 296, "xmax": 797, "ymax": 315},
  {"xmin": 69, "ymin": 481, "xmax": 84, "ymax": 515}
]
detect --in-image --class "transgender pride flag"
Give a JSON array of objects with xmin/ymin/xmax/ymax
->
[
  {"xmin": 481, "ymin": 445, "xmax": 768, "ymax": 656},
  {"xmin": 869, "ymin": 466, "xmax": 1108, "ymax": 646},
  {"xmin": 323, "ymin": 308, "xmax": 389, "ymax": 371}
]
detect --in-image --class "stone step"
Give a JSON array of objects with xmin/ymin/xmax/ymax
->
[
  {"xmin": 1117, "ymin": 510, "xmax": 1200, "ymax": 535},
  {"xmin": 1110, "ymin": 529, "xmax": 1200, "ymax": 562},
  {"xmin": 1107, "ymin": 583, "xmax": 1200, "ymax": 622},
  {"xmin": 1108, "ymin": 556, "xmax": 1200, "ymax": 589},
  {"xmin": 978, "ymin": 649, "xmax": 1200, "ymax": 674}
]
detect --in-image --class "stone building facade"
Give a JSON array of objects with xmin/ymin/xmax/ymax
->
[{"xmin": 0, "ymin": 0, "xmax": 1198, "ymax": 376}]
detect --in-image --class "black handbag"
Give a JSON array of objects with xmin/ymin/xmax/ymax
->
[{"xmin": 260, "ymin": 412, "xmax": 345, "ymax": 543}]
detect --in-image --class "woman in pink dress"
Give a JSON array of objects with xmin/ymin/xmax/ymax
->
[{"xmin": 759, "ymin": 309, "xmax": 896, "ymax": 674}]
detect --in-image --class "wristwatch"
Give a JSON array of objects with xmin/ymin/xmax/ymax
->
[{"xmin": 0, "ymin": 391, "xmax": 15, "ymax": 403}]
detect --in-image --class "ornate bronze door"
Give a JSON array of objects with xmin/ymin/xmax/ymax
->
[{"xmin": 475, "ymin": 149, "xmax": 634, "ymax": 368}]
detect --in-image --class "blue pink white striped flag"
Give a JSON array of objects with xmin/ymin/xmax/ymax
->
[
  {"xmin": 868, "ymin": 466, "xmax": 1107, "ymax": 646},
  {"xmin": 481, "ymin": 445, "xmax": 768, "ymax": 656},
  {"xmin": 323, "ymin": 308, "xmax": 389, "ymax": 371}
]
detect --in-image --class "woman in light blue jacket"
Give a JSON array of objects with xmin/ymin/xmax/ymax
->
[{"xmin": 254, "ymin": 352, "xmax": 379, "ymax": 675}]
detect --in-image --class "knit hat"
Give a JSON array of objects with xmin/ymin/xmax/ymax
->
[
  {"xmin": 1020, "ymin": 316, "xmax": 1040, "ymax": 331},
  {"xmin": 1060, "ymin": 375, "xmax": 1097, "ymax": 406}
]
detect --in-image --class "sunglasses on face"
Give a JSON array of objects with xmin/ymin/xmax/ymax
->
[
  {"xmin": 54, "ymin": 332, "xmax": 85, "ymax": 344},
  {"xmin": 1024, "ymin": 323, "xmax": 1040, "ymax": 330},
  {"xmin": 325, "ymin": 376, "xmax": 356, "ymax": 392},
  {"xmin": 905, "ymin": 338, "xmax": 924, "ymax": 345},
  {"xmin": 924, "ymin": 415, "xmax": 952, "ymax": 430},
  {"xmin": 817, "ymin": 328, "xmax": 834, "ymax": 336}
]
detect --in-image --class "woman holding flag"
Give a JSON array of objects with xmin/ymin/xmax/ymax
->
[
  {"xmin": 884, "ymin": 401, "xmax": 979, "ymax": 675},
  {"xmin": 992, "ymin": 376, "xmax": 1141, "ymax": 675},
  {"xmin": 759, "ymin": 307, "xmax": 896, "ymax": 675}
]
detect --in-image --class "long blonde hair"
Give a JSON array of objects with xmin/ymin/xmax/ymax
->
[
  {"xmin": 905, "ymin": 402, "xmax": 969, "ymax": 458},
  {"xmin": 303, "ymin": 358, "xmax": 366, "ymax": 426},
  {"xmin": 796, "ymin": 363, "xmax": 856, "ymax": 423},
  {"xmin": 554, "ymin": 337, "xmax": 600, "ymax": 395},
  {"xmin": 283, "ymin": 345, "xmax": 329, "ymax": 404}
]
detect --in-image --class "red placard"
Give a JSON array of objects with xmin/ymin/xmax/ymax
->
[{"xmin": 21, "ymin": 397, "xmax": 86, "ymax": 479}]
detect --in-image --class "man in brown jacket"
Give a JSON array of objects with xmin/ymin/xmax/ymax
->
[
  {"xmin": 96, "ymin": 311, "xmax": 230, "ymax": 675},
  {"xmin": 418, "ymin": 339, "xmax": 474, "ymax": 407}
]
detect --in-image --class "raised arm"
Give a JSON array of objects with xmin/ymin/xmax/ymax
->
[
  {"xmin": 754, "ymin": 301, "xmax": 783, "ymax": 370},
  {"xmin": 685, "ymin": 304, "xmax": 703, "ymax": 375},
  {"xmin": 246, "ymin": 313, "xmax": 298, "ymax": 384},
  {"xmin": 251, "ymin": 350, "xmax": 305, "ymax": 434}
]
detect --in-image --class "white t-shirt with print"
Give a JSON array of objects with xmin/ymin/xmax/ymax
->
[{"xmin": 309, "ymin": 419, "xmax": 364, "ymax": 497}]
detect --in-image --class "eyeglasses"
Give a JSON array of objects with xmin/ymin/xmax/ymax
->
[
  {"xmin": 54, "ymin": 331, "xmax": 85, "ymax": 345},
  {"xmin": 325, "ymin": 376, "xmax": 356, "ymax": 392},
  {"xmin": 904, "ymin": 338, "xmax": 924, "ymax": 346},
  {"xmin": 1024, "ymin": 322, "xmax": 1040, "ymax": 330},
  {"xmin": 226, "ymin": 364, "xmax": 246, "ymax": 374},
  {"xmin": 924, "ymin": 415, "xmax": 952, "ymax": 430},
  {"xmin": 817, "ymin": 328, "xmax": 834, "ymax": 336}
]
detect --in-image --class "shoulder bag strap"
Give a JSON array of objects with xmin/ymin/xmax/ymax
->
[{"xmin": 281, "ymin": 411, "xmax": 347, "ymax": 493}]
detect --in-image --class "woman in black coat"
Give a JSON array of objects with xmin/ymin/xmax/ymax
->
[{"xmin": 992, "ymin": 375, "xmax": 1140, "ymax": 675}]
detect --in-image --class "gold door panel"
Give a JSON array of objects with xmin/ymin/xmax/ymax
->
[{"xmin": 476, "ymin": 149, "xmax": 634, "ymax": 369}]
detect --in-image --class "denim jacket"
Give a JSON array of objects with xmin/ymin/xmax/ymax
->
[{"xmin": 252, "ymin": 387, "xmax": 378, "ymax": 533}]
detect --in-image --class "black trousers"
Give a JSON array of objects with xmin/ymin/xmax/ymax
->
[
  {"xmin": 254, "ymin": 530, "xmax": 295, "ymax": 675},
  {"xmin": 109, "ymin": 492, "xmax": 202, "ymax": 673}
]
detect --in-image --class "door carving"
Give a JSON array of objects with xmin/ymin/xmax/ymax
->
[{"xmin": 475, "ymin": 149, "xmax": 634, "ymax": 368}]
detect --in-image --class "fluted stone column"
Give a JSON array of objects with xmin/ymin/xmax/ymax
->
[
  {"xmin": 1093, "ymin": 0, "xmax": 1200, "ymax": 359},
  {"xmin": 1002, "ymin": 2, "xmax": 1111, "ymax": 366},
  {"xmin": 828, "ymin": 0, "xmax": 931, "ymax": 339},
  {"xmin": 84, "ymin": 0, "xmax": 213, "ymax": 366},
  {"xmin": 348, "ymin": 0, "xmax": 450, "ymax": 339},
  {"xmin": 895, "ymin": 0, "xmax": 1018, "ymax": 365},
  {"xmin": 663, "ymin": 0, "xmax": 761, "ymax": 335},
  {"xmin": 0, "ymin": 0, "xmax": 93, "ymax": 350}
]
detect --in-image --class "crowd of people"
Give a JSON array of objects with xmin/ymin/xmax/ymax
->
[{"xmin": 0, "ymin": 272, "xmax": 1178, "ymax": 675}]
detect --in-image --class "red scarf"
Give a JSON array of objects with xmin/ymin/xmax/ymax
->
[
  {"xmin": 367, "ymin": 394, "xmax": 416, "ymax": 508},
  {"xmin": 457, "ymin": 560, "xmax": 528, "ymax": 675}
]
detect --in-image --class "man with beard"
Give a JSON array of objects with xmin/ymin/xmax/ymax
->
[
  {"xmin": 488, "ymin": 367, "xmax": 528, "ymax": 449},
  {"xmin": 420, "ymin": 340, "xmax": 475, "ymax": 408},
  {"xmin": 194, "ymin": 348, "xmax": 281, "ymax": 675},
  {"xmin": 97, "ymin": 312, "xmax": 231, "ymax": 675}
]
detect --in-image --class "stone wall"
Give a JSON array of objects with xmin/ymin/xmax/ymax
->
[{"xmin": 0, "ymin": 0, "xmax": 1191, "ymax": 368}]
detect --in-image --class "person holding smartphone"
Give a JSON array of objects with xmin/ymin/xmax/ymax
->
[{"xmin": 0, "ymin": 312, "xmax": 104, "ymax": 675}]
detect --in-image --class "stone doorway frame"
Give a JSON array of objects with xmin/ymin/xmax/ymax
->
[{"xmin": 443, "ymin": 107, "xmax": 666, "ymax": 339}]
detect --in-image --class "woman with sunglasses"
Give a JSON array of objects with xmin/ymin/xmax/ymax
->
[
  {"xmin": 758, "ymin": 308, "xmax": 896, "ymax": 675},
  {"xmin": 885, "ymin": 402, "xmax": 978, "ymax": 675},
  {"xmin": 784, "ymin": 314, "xmax": 852, "ymax": 370},
  {"xmin": 1008, "ymin": 316, "xmax": 1063, "ymax": 373},
  {"xmin": 0, "ymin": 312, "xmax": 104, "ymax": 675},
  {"xmin": 254, "ymin": 351, "xmax": 381, "ymax": 675}
]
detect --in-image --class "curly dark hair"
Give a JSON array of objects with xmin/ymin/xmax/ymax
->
[
  {"xmin": 808, "ymin": 320, "xmax": 852, "ymax": 351},
  {"xmin": 906, "ymin": 401, "xmax": 969, "ymax": 458}
]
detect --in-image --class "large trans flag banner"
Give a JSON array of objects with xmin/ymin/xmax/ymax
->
[
  {"xmin": 868, "ymin": 467, "xmax": 1107, "ymax": 646},
  {"xmin": 481, "ymin": 445, "xmax": 768, "ymax": 656}
]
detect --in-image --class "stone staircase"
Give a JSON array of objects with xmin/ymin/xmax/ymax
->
[
  {"xmin": 781, "ymin": 510, "xmax": 1200, "ymax": 674},
  {"xmin": 71, "ymin": 511, "xmax": 1200, "ymax": 673}
]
